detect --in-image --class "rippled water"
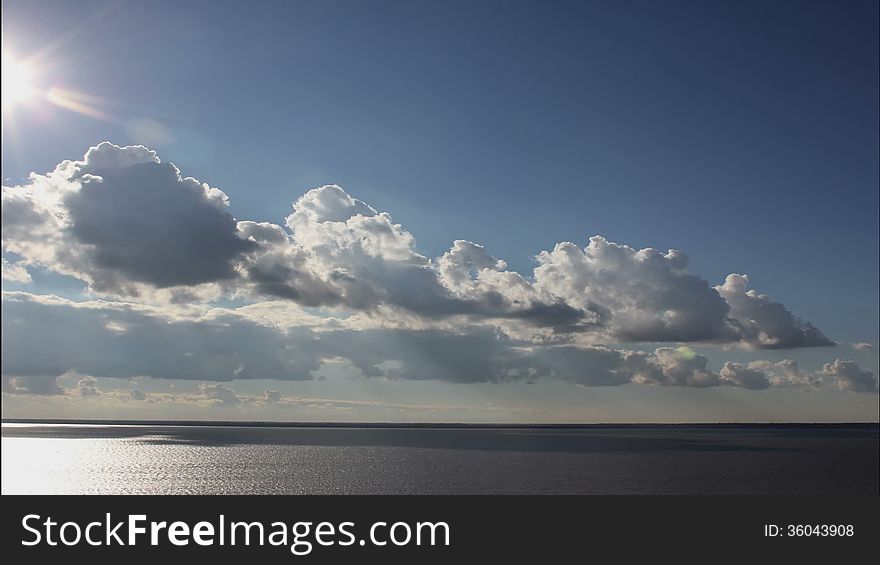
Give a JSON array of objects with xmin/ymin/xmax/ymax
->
[{"xmin": 2, "ymin": 424, "xmax": 877, "ymax": 494}]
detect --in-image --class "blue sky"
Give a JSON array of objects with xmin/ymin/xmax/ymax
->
[{"xmin": 1, "ymin": 0, "xmax": 877, "ymax": 421}]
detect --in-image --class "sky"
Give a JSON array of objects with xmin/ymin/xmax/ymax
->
[{"xmin": 1, "ymin": 0, "xmax": 877, "ymax": 422}]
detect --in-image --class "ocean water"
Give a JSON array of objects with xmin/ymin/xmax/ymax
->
[{"xmin": 2, "ymin": 423, "xmax": 877, "ymax": 495}]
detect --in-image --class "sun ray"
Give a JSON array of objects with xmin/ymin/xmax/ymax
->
[{"xmin": 46, "ymin": 87, "xmax": 115, "ymax": 122}]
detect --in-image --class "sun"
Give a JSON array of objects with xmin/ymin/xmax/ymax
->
[{"xmin": 2, "ymin": 52, "xmax": 35, "ymax": 111}]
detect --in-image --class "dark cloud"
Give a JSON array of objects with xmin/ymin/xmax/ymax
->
[
  {"xmin": 66, "ymin": 160, "xmax": 255, "ymax": 289},
  {"xmin": 4, "ymin": 291, "xmax": 862, "ymax": 395},
  {"xmin": 2, "ymin": 142, "xmax": 255, "ymax": 295},
  {"xmin": 1, "ymin": 375, "xmax": 63, "ymax": 395},
  {"xmin": 822, "ymin": 359, "xmax": 878, "ymax": 393},
  {"xmin": 1, "ymin": 292, "xmax": 321, "ymax": 382}
]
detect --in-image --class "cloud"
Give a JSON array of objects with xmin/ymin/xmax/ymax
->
[
  {"xmin": 241, "ymin": 185, "xmax": 590, "ymax": 331},
  {"xmin": 2, "ymin": 143, "xmax": 834, "ymax": 350},
  {"xmin": 719, "ymin": 362, "xmax": 771, "ymax": 390},
  {"xmin": 821, "ymin": 359, "xmax": 878, "ymax": 393},
  {"xmin": 746, "ymin": 359, "xmax": 820, "ymax": 389},
  {"xmin": 534, "ymin": 237, "xmax": 735, "ymax": 343},
  {"xmin": 1, "ymin": 291, "xmax": 322, "ymax": 382},
  {"xmin": 1, "ymin": 375, "xmax": 63, "ymax": 395},
  {"xmin": 1, "ymin": 258, "xmax": 31, "ymax": 283},
  {"xmin": 1, "ymin": 381, "xmax": 549, "ymax": 422},
  {"xmin": 263, "ymin": 390, "xmax": 282, "ymax": 402},
  {"xmin": 852, "ymin": 342, "xmax": 874, "ymax": 351},
  {"xmin": 0, "ymin": 291, "xmax": 696, "ymax": 387},
  {"xmin": 715, "ymin": 274, "xmax": 834, "ymax": 349},
  {"xmin": 2, "ymin": 142, "xmax": 254, "ymax": 295},
  {"xmin": 76, "ymin": 376, "xmax": 99, "ymax": 396},
  {"xmin": 633, "ymin": 347, "xmax": 720, "ymax": 388},
  {"xmin": 199, "ymin": 383, "xmax": 240, "ymax": 404},
  {"xmin": 5, "ymin": 291, "xmax": 865, "ymax": 394},
  {"xmin": 129, "ymin": 389, "xmax": 147, "ymax": 401},
  {"xmin": 499, "ymin": 345, "xmax": 720, "ymax": 388}
]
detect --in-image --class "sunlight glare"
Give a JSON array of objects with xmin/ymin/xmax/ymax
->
[{"xmin": 1, "ymin": 52, "xmax": 34, "ymax": 111}]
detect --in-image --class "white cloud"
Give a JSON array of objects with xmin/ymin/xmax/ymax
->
[
  {"xmin": 852, "ymin": 342, "xmax": 874, "ymax": 351},
  {"xmin": 634, "ymin": 347, "xmax": 720, "ymax": 388},
  {"xmin": 746, "ymin": 359, "xmax": 820, "ymax": 389},
  {"xmin": 534, "ymin": 236, "xmax": 735, "ymax": 343},
  {"xmin": 1, "ymin": 258, "xmax": 31, "ymax": 283},
  {"xmin": 715, "ymin": 274, "xmax": 833, "ymax": 349},
  {"xmin": 719, "ymin": 362, "xmax": 771, "ymax": 390},
  {"xmin": 2, "ymin": 143, "xmax": 835, "ymax": 351}
]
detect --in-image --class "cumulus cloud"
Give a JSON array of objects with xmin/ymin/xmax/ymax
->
[
  {"xmin": 499, "ymin": 345, "xmax": 720, "ymax": 388},
  {"xmin": 534, "ymin": 237, "xmax": 734, "ymax": 343},
  {"xmin": 746, "ymin": 359, "xmax": 820, "ymax": 389},
  {"xmin": 1, "ymin": 143, "xmax": 835, "ymax": 350},
  {"xmin": 241, "ymin": 185, "xmax": 589, "ymax": 331},
  {"xmin": 852, "ymin": 342, "xmax": 874, "ymax": 351},
  {"xmin": 719, "ymin": 362, "xmax": 771, "ymax": 390},
  {"xmin": 715, "ymin": 275, "xmax": 834, "ymax": 349},
  {"xmin": 2, "ymin": 142, "xmax": 254, "ymax": 295},
  {"xmin": 821, "ymin": 359, "xmax": 878, "ymax": 393},
  {"xmin": 633, "ymin": 347, "xmax": 720, "ymax": 388}
]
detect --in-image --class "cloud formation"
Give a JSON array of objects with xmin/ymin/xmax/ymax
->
[
  {"xmin": 199, "ymin": 383, "xmax": 241, "ymax": 405},
  {"xmin": 76, "ymin": 376, "xmax": 99, "ymax": 396},
  {"xmin": 715, "ymin": 274, "xmax": 833, "ymax": 349},
  {"xmin": 822, "ymin": 359, "xmax": 879, "ymax": 393},
  {"xmin": 1, "ymin": 291, "xmax": 321, "ymax": 382},
  {"xmin": 1, "ymin": 374, "xmax": 63, "ymax": 395},
  {"xmin": 719, "ymin": 362, "xmax": 772, "ymax": 390},
  {"xmin": 1, "ymin": 143, "xmax": 837, "ymax": 352},
  {"xmin": 2, "ymin": 142, "xmax": 254, "ymax": 296},
  {"xmin": 1, "ymin": 291, "xmax": 871, "ymax": 393},
  {"xmin": 1, "ymin": 258, "xmax": 31, "ymax": 283}
]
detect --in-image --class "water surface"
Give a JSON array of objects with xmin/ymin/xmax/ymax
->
[{"xmin": 2, "ymin": 423, "xmax": 877, "ymax": 494}]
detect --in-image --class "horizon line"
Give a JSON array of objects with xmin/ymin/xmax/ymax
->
[{"xmin": 3, "ymin": 418, "xmax": 878, "ymax": 428}]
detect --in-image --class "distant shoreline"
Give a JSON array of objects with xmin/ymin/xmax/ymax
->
[{"xmin": 2, "ymin": 418, "xmax": 878, "ymax": 429}]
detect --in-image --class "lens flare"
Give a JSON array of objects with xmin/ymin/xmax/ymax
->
[{"xmin": 46, "ymin": 87, "xmax": 112, "ymax": 121}]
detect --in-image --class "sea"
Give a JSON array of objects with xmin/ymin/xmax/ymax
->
[{"xmin": 2, "ymin": 423, "xmax": 877, "ymax": 495}]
